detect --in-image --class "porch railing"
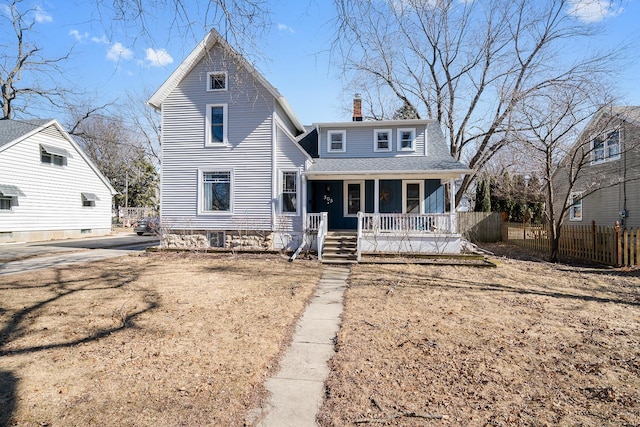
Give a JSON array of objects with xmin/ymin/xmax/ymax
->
[
  {"xmin": 306, "ymin": 212, "xmax": 323, "ymax": 232},
  {"xmin": 358, "ymin": 213, "xmax": 454, "ymax": 234}
]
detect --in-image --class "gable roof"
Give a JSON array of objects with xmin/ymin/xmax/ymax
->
[
  {"xmin": 0, "ymin": 118, "xmax": 117, "ymax": 195},
  {"xmin": 148, "ymin": 28, "xmax": 305, "ymax": 135},
  {"xmin": 610, "ymin": 106, "xmax": 640, "ymax": 127}
]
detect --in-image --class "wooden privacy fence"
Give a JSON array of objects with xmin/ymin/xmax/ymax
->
[
  {"xmin": 458, "ymin": 211, "xmax": 503, "ymax": 242},
  {"xmin": 502, "ymin": 221, "xmax": 640, "ymax": 267}
]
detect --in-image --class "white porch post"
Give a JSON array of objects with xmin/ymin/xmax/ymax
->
[
  {"xmin": 301, "ymin": 173, "xmax": 307, "ymax": 230},
  {"xmin": 374, "ymin": 178, "xmax": 380, "ymax": 213},
  {"xmin": 449, "ymin": 178, "xmax": 457, "ymax": 233}
]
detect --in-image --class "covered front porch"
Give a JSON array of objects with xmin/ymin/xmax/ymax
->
[{"xmin": 301, "ymin": 175, "xmax": 463, "ymax": 260}]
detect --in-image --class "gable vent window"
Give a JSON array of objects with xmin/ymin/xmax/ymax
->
[
  {"xmin": 207, "ymin": 72, "xmax": 227, "ymax": 91},
  {"xmin": 41, "ymin": 144, "xmax": 70, "ymax": 166},
  {"xmin": 81, "ymin": 192, "xmax": 99, "ymax": 207}
]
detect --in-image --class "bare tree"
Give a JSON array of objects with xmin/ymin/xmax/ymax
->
[
  {"xmin": 510, "ymin": 82, "xmax": 626, "ymax": 261},
  {"xmin": 94, "ymin": 0, "xmax": 271, "ymax": 60},
  {"xmin": 333, "ymin": 0, "xmax": 623, "ymax": 205},
  {"xmin": 71, "ymin": 114, "xmax": 159, "ymax": 210},
  {"xmin": 0, "ymin": 0, "xmax": 73, "ymax": 119}
]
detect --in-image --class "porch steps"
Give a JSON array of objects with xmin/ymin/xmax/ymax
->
[{"xmin": 321, "ymin": 232, "xmax": 358, "ymax": 264}]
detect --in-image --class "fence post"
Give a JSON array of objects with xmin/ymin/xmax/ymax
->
[{"xmin": 615, "ymin": 221, "xmax": 622, "ymax": 267}]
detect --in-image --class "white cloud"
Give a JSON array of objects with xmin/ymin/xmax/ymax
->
[
  {"xmin": 145, "ymin": 48, "xmax": 174, "ymax": 67},
  {"xmin": 106, "ymin": 42, "xmax": 134, "ymax": 62},
  {"xmin": 34, "ymin": 6, "xmax": 52, "ymax": 23},
  {"xmin": 567, "ymin": 0, "xmax": 622, "ymax": 23},
  {"xmin": 68, "ymin": 29, "xmax": 88, "ymax": 42},
  {"xmin": 277, "ymin": 23, "xmax": 295, "ymax": 34},
  {"xmin": 91, "ymin": 35, "xmax": 110, "ymax": 45}
]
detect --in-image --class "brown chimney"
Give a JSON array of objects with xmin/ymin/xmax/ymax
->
[{"xmin": 352, "ymin": 94, "xmax": 363, "ymax": 121}]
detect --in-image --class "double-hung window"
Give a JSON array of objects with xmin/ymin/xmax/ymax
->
[
  {"xmin": 374, "ymin": 129, "xmax": 392, "ymax": 152},
  {"xmin": 281, "ymin": 171, "xmax": 298, "ymax": 214},
  {"xmin": 328, "ymin": 130, "xmax": 346, "ymax": 153},
  {"xmin": 397, "ymin": 128, "xmax": 416, "ymax": 152},
  {"xmin": 592, "ymin": 130, "xmax": 620, "ymax": 163},
  {"xmin": 207, "ymin": 71, "xmax": 227, "ymax": 91},
  {"xmin": 206, "ymin": 104, "xmax": 228, "ymax": 146},
  {"xmin": 569, "ymin": 192, "xmax": 583, "ymax": 221},
  {"xmin": 403, "ymin": 181, "xmax": 423, "ymax": 214},
  {"xmin": 202, "ymin": 171, "xmax": 231, "ymax": 212}
]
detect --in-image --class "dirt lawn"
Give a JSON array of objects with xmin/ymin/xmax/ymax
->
[
  {"xmin": 0, "ymin": 252, "xmax": 322, "ymax": 426},
  {"xmin": 318, "ymin": 244, "xmax": 640, "ymax": 426}
]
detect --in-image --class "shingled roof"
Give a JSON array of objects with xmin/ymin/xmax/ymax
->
[{"xmin": 0, "ymin": 119, "xmax": 52, "ymax": 149}]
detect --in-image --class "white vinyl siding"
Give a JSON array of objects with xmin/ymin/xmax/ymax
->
[
  {"xmin": 318, "ymin": 125, "xmax": 427, "ymax": 158},
  {"xmin": 0, "ymin": 126, "xmax": 113, "ymax": 234},
  {"xmin": 160, "ymin": 49, "xmax": 275, "ymax": 230}
]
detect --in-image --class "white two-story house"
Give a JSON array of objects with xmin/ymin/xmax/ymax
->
[{"xmin": 148, "ymin": 29, "xmax": 470, "ymax": 259}]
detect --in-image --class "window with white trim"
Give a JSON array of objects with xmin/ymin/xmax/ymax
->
[
  {"xmin": 344, "ymin": 181, "xmax": 363, "ymax": 216},
  {"xmin": 569, "ymin": 192, "xmax": 583, "ymax": 221},
  {"xmin": 591, "ymin": 130, "xmax": 620, "ymax": 163},
  {"xmin": 281, "ymin": 171, "xmax": 298, "ymax": 214},
  {"xmin": 403, "ymin": 181, "xmax": 423, "ymax": 213},
  {"xmin": 328, "ymin": 130, "xmax": 346, "ymax": 153},
  {"xmin": 206, "ymin": 104, "xmax": 228, "ymax": 146},
  {"xmin": 374, "ymin": 129, "xmax": 392, "ymax": 152},
  {"xmin": 202, "ymin": 171, "xmax": 231, "ymax": 212},
  {"xmin": 207, "ymin": 71, "xmax": 227, "ymax": 91},
  {"xmin": 397, "ymin": 128, "xmax": 416, "ymax": 151}
]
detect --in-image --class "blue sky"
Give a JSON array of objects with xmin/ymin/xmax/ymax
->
[{"xmin": 2, "ymin": 0, "xmax": 640, "ymax": 125}]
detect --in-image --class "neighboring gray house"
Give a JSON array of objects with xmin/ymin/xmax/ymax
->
[
  {"xmin": 554, "ymin": 106, "xmax": 640, "ymax": 229},
  {"xmin": 148, "ymin": 29, "xmax": 470, "ymax": 259},
  {"xmin": 0, "ymin": 119, "xmax": 117, "ymax": 243}
]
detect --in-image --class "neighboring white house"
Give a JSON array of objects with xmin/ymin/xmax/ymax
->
[
  {"xmin": 148, "ymin": 29, "xmax": 471, "ymax": 259},
  {"xmin": 0, "ymin": 119, "xmax": 117, "ymax": 243}
]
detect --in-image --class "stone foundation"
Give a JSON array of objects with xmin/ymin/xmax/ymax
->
[{"xmin": 161, "ymin": 230, "xmax": 274, "ymax": 250}]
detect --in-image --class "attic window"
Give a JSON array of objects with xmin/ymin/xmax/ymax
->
[
  {"xmin": 40, "ymin": 144, "xmax": 69, "ymax": 166},
  {"xmin": 591, "ymin": 130, "xmax": 620, "ymax": 164},
  {"xmin": 207, "ymin": 72, "xmax": 227, "ymax": 91}
]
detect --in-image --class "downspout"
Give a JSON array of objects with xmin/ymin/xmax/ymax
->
[{"xmin": 271, "ymin": 110, "xmax": 277, "ymax": 232}]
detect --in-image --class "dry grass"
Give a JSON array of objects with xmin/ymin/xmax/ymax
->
[
  {"xmin": 318, "ymin": 247, "xmax": 640, "ymax": 426},
  {"xmin": 0, "ymin": 252, "xmax": 322, "ymax": 426}
]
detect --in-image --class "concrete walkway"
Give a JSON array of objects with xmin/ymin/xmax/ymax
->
[{"xmin": 255, "ymin": 265, "xmax": 350, "ymax": 427}]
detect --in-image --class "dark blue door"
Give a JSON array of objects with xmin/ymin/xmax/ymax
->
[{"xmin": 308, "ymin": 180, "xmax": 347, "ymax": 230}]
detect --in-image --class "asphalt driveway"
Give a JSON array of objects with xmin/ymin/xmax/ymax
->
[{"xmin": 0, "ymin": 231, "xmax": 159, "ymax": 275}]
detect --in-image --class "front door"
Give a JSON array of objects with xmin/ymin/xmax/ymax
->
[{"xmin": 308, "ymin": 180, "xmax": 346, "ymax": 230}]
